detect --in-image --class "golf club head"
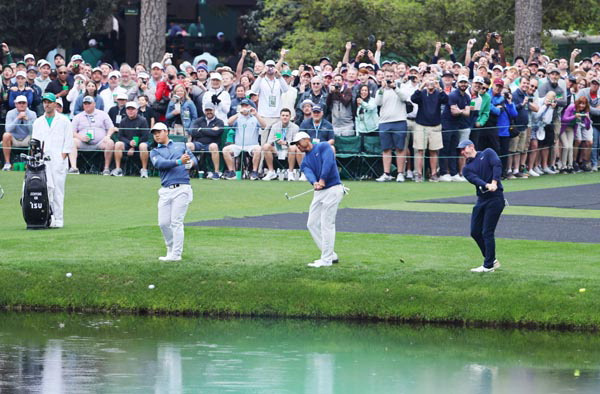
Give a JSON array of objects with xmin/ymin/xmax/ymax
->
[{"xmin": 285, "ymin": 193, "xmax": 290, "ymax": 200}]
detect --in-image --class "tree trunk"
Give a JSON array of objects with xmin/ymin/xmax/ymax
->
[
  {"xmin": 139, "ymin": 0, "xmax": 167, "ymax": 67},
  {"xmin": 514, "ymin": 0, "xmax": 542, "ymax": 60}
]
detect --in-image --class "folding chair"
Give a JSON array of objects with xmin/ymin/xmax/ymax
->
[
  {"xmin": 360, "ymin": 134, "xmax": 383, "ymax": 179},
  {"xmin": 334, "ymin": 135, "xmax": 361, "ymax": 180}
]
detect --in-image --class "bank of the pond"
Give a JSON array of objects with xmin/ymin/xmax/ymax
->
[{"xmin": 1, "ymin": 173, "xmax": 599, "ymax": 331}]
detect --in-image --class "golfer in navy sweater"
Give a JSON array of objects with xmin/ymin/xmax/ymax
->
[
  {"xmin": 150, "ymin": 122, "xmax": 197, "ymax": 262},
  {"xmin": 459, "ymin": 139, "xmax": 504, "ymax": 272},
  {"xmin": 291, "ymin": 131, "xmax": 344, "ymax": 267}
]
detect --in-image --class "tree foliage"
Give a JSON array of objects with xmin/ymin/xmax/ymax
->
[
  {"xmin": 245, "ymin": 0, "xmax": 600, "ymax": 66},
  {"xmin": 0, "ymin": 0, "xmax": 118, "ymax": 57}
]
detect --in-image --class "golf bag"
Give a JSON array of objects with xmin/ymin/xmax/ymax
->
[{"xmin": 21, "ymin": 139, "xmax": 52, "ymax": 229}]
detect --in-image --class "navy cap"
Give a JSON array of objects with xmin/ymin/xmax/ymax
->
[
  {"xmin": 457, "ymin": 139, "xmax": 475, "ymax": 150},
  {"xmin": 311, "ymin": 105, "xmax": 323, "ymax": 112},
  {"xmin": 240, "ymin": 98, "xmax": 256, "ymax": 108}
]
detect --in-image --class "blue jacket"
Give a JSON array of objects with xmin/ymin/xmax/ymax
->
[
  {"xmin": 301, "ymin": 142, "xmax": 341, "ymax": 189},
  {"xmin": 299, "ymin": 118, "xmax": 335, "ymax": 143},
  {"xmin": 463, "ymin": 148, "xmax": 504, "ymax": 200},
  {"xmin": 150, "ymin": 140, "xmax": 198, "ymax": 187},
  {"xmin": 8, "ymin": 88, "xmax": 34, "ymax": 110},
  {"xmin": 489, "ymin": 94, "xmax": 518, "ymax": 137},
  {"xmin": 411, "ymin": 89, "xmax": 448, "ymax": 127},
  {"xmin": 166, "ymin": 99, "xmax": 198, "ymax": 131},
  {"xmin": 511, "ymin": 88, "xmax": 530, "ymax": 132}
]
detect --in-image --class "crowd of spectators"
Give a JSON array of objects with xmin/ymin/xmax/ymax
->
[{"xmin": 1, "ymin": 34, "xmax": 599, "ymax": 182}]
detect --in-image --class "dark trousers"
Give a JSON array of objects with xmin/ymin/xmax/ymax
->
[
  {"xmin": 478, "ymin": 127, "xmax": 500, "ymax": 154},
  {"xmin": 440, "ymin": 129, "xmax": 459, "ymax": 176},
  {"xmin": 471, "ymin": 196, "xmax": 505, "ymax": 268},
  {"xmin": 499, "ymin": 136, "xmax": 510, "ymax": 175}
]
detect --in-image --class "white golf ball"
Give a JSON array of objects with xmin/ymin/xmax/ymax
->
[
  {"xmin": 66, "ymin": 273, "xmax": 72, "ymax": 278},
  {"xmin": 148, "ymin": 284, "xmax": 155, "ymax": 289}
]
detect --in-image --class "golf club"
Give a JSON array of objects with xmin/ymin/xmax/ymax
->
[
  {"xmin": 0, "ymin": 185, "xmax": 4, "ymax": 199},
  {"xmin": 285, "ymin": 188, "xmax": 313, "ymax": 200}
]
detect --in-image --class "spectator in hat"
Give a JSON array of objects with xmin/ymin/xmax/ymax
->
[
  {"xmin": 25, "ymin": 66, "xmax": 43, "ymax": 115},
  {"xmin": 251, "ymin": 59, "xmax": 289, "ymax": 141},
  {"xmin": 508, "ymin": 76, "xmax": 538, "ymax": 177},
  {"xmin": 73, "ymin": 80, "xmax": 104, "ymax": 115},
  {"xmin": 99, "ymin": 70, "xmax": 127, "ymax": 111},
  {"xmin": 222, "ymin": 99, "xmax": 266, "ymax": 180},
  {"xmin": 193, "ymin": 51, "xmax": 218, "ymax": 71},
  {"xmin": 538, "ymin": 68, "xmax": 567, "ymax": 169},
  {"xmin": 113, "ymin": 101, "xmax": 150, "ymax": 177},
  {"xmin": 295, "ymin": 99, "xmax": 314, "ymax": 127},
  {"xmin": 166, "ymin": 83, "xmax": 198, "ymax": 135},
  {"xmin": 8, "ymin": 70, "xmax": 34, "ymax": 110},
  {"xmin": 187, "ymin": 102, "xmax": 224, "ymax": 180},
  {"xmin": 108, "ymin": 92, "xmax": 129, "ymax": 127},
  {"xmin": 299, "ymin": 105, "xmax": 335, "ymax": 147},
  {"xmin": 1, "ymin": 95, "xmax": 37, "ymax": 170},
  {"xmin": 69, "ymin": 95, "xmax": 117, "ymax": 175},
  {"xmin": 155, "ymin": 65, "xmax": 178, "ymax": 121},
  {"xmin": 23, "ymin": 54, "xmax": 35, "ymax": 68},
  {"xmin": 201, "ymin": 72, "xmax": 231, "ymax": 123},
  {"xmin": 34, "ymin": 60, "xmax": 52, "ymax": 92},
  {"xmin": 280, "ymin": 69, "xmax": 298, "ymax": 121},
  {"xmin": 148, "ymin": 62, "xmax": 164, "ymax": 91},
  {"xmin": 81, "ymin": 39, "xmax": 103, "ymax": 67},
  {"xmin": 575, "ymin": 77, "xmax": 600, "ymax": 171},
  {"xmin": 127, "ymin": 71, "xmax": 153, "ymax": 102},
  {"xmin": 296, "ymin": 76, "xmax": 328, "ymax": 119},
  {"xmin": 488, "ymin": 78, "xmax": 517, "ymax": 176}
]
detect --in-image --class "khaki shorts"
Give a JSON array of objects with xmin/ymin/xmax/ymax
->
[
  {"xmin": 413, "ymin": 124, "xmax": 443, "ymax": 151},
  {"xmin": 518, "ymin": 128, "xmax": 530, "ymax": 152},
  {"xmin": 260, "ymin": 117, "xmax": 281, "ymax": 145},
  {"xmin": 78, "ymin": 138, "xmax": 111, "ymax": 151},
  {"xmin": 11, "ymin": 134, "xmax": 31, "ymax": 147},
  {"xmin": 576, "ymin": 125, "xmax": 593, "ymax": 142}
]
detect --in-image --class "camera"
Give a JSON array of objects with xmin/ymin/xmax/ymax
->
[
  {"xmin": 503, "ymin": 91, "xmax": 511, "ymax": 101},
  {"xmin": 386, "ymin": 80, "xmax": 394, "ymax": 86},
  {"xmin": 334, "ymin": 83, "xmax": 341, "ymax": 89},
  {"xmin": 168, "ymin": 74, "xmax": 175, "ymax": 80},
  {"xmin": 408, "ymin": 75, "xmax": 417, "ymax": 81},
  {"xmin": 490, "ymin": 32, "xmax": 499, "ymax": 39}
]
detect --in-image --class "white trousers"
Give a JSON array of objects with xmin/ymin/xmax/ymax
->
[
  {"xmin": 158, "ymin": 185, "xmax": 193, "ymax": 258},
  {"xmin": 307, "ymin": 184, "xmax": 344, "ymax": 264},
  {"xmin": 45, "ymin": 159, "xmax": 68, "ymax": 226}
]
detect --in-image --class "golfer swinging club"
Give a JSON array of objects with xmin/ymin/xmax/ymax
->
[
  {"xmin": 291, "ymin": 132, "xmax": 344, "ymax": 267},
  {"xmin": 150, "ymin": 122, "xmax": 197, "ymax": 262},
  {"xmin": 459, "ymin": 139, "xmax": 504, "ymax": 272}
]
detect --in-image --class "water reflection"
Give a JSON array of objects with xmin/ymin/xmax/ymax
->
[{"xmin": 0, "ymin": 312, "xmax": 599, "ymax": 393}]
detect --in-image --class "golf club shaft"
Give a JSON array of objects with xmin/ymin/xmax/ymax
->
[{"xmin": 287, "ymin": 188, "xmax": 313, "ymax": 200}]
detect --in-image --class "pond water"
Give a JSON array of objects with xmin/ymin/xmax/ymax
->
[{"xmin": 0, "ymin": 312, "xmax": 599, "ymax": 393}]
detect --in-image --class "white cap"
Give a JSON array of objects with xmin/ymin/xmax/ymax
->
[
  {"xmin": 116, "ymin": 92, "xmax": 128, "ymax": 100},
  {"xmin": 137, "ymin": 71, "xmax": 150, "ymax": 79},
  {"xmin": 74, "ymin": 74, "xmax": 87, "ymax": 81},
  {"xmin": 310, "ymin": 76, "xmax": 323, "ymax": 83},
  {"xmin": 290, "ymin": 132, "xmax": 312, "ymax": 145},
  {"xmin": 15, "ymin": 71, "xmax": 26, "ymax": 78},
  {"xmin": 246, "ymin": 89, "xmax": 258, "ymax": 96},
  {"xmin": 38, "ymin": 60, "xmax": 51, "ymax": 68},
  {"xmin": 55, "ymin": 97, "xmax": 63, "ymax": 107},
  {"xmin": 472, "ymin": 76, "xmax": 485, "ymax": 84},
  {"xmin": 265, "ymin": 60, "xmax": 276, "ymax": 67},
  {"xmin": 457, "ymin": 75, "xmax": 469, "ymax": 83},
  {"xmin": 125, "ymin": 101, "xmax": 138, "ymax": 109},
  {"xmin": 151, "ymin": 122, "xmax": 169, "ymax": 132},
  {"xmin": 151, "ymin": 62, "xmax": 164, "ymax": 70},
  {"xmin": 92, "ymin": 67, "xmax": 102, "ymax": 73},
  {"xmin": 71, "ymin": 54, "xmax": 83, "ymax": 62},
  {"xmin": 14, "ymin": 95, "xmax": 28, "ymax": 103},
  {"xmin": 492, "ymin": 64, "xmax": 503, "ymax": 71},
  {"xmin": 24, "ymin": 54, "xmax": 35, "ymax": 61},
  {"xmin": 210, "ymin": 72, "xmax": 223, "ymax": 81},
  {"xmin": 108, "ymin": 70, "xmax": 121, "ymax": 79}
]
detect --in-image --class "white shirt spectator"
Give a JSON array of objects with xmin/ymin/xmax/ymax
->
[{"xmin": 251, "ymin": 75, "xmax": 289, "ymax": 118}]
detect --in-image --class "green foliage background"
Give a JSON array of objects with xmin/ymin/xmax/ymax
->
[{"xmin": 242, "ymin": 0, "xmax": 600, "ymax": 66}]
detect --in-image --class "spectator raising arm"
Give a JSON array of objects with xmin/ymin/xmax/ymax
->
[
  {"xmin": 342, "ymin": 41, "xmax": 352, "ymax": 65},
  {"xmin": 236, "ymin": 49, "xmax": 247, "ymax": 79}
]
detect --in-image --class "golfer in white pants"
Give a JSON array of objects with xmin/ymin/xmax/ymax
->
[
  {"xmin": 291, "ymin": 132, "xmax": 344, "ymax": 267},
  {"xmin": 150, "ymin": 122, "xmax": 197, "ymax": 261},
  {"xmin": 31, "ymin": 93, "xmax": 73, "ymax": 228}
]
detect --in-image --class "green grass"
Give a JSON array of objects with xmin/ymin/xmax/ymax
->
[{"xmin": 1, "ymin": 171, "xmax": 600, "ymax": 329}]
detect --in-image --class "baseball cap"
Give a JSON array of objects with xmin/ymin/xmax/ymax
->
[
  {"xmin": 82, "ymin": 96, "xmax": 95, "ymax": 103},
  {"xmin": 590, "ymin": 77, "xmax": 600, "ymax": 85},
  {"xmin": 16, "ymin": 61, "xmax": 26, "ymax": 67},
  {"xmin": 71, "ymin": 54, "xmax": 83, "ymax": 62},
  {"xmin": 92, "ymin": 67, "xmax": 102, "ymax": 73},
  {"xmin": 151, "ymin": 122, "xmax": 169, "ymax": 133},
  {"xmin": 151, "ymin": 62, "xmax": 164, "ymax": 70},
  {"xmin": 210, "ymin": 72, "xmax": 222, "ymax": 81},
  {"xmin": 38, "ymin": 60, "xmax": 51, "ymax": 68},
  {"xmin": 492, "ymin": 64, "xmax": 503, "ymax": 71},
  {"xmin": 290, "ymin": 131, "xmax": 312, "ymax": 145},
  {"xmin": 281, "ymin": 69, "xmax": 292, "ymax": 77},
  {"xmin": 592, "ymin": 52, "xmax": 600, "ymax": 57},
  {"xmin": 457, "ymin": 75, "xmax": 469, "ymax": 83},
  {"xmin": 126, "ymin": 101, "xmax": 138, "ymax": 109},
  {"xmin": 457, "ymin": 139, "xmax": 475, "ymax": 150},
  {"xmin": 320, "ymin": 57, "xmax": 331, "ymax": 64},
  {"xmin": 137, "ymin": 71, "xmax": 150, "ymax": 80},
  {"xmin": 108, "ymin": 70, "xmax": 121, "ymax": 79},
  {"xmin": 42, "ymin": 92, "xmax": 56, "ymax": 102},
  {"xmin": 265, "ymin": 60, "xmax": 276, "ymax": 67},
  {"xmin": 15, "ymin": 71, "xmax": 26, "ymax": 78},
  {"xmin": 246, "ymin": 89, "xmax": 258, "ymax": 97},
  {"xmin": 195, "ymin": 64, "xmax": 208, "ymax": 72},
  {"xmin": 453, "ymin": 62, "xmax": 463, "ymax": 68},
  {"xmin": 116, "ymin": 92, "xmax": 128, "ymax": 100},
  {"xmin": 311, "ymin": 105, "xmax": 323, "ymax": 113},
  {"xmin": 473, "ymin": 76, "xmax": 485, "ymax": 84},
  {"xmin": 55, "ymin": 97, "xmax": 63, "ymax": 107},
  {"xmin": 493, "ymin": 78, "xmax": 504, "ymax": 86},
  {"xmin": 548, "ymin": 68, "xmax": 560, "ymax": 74},
  {"xmin": 14, "ymin": 95, "xmax": 27, "ymax": 103},
  {"xmin": 240, "ymin": 98, "xmax": 256, "ymax": 108},
  {"xmin": 27, "ymin": 66, "xmax": 38, "ymax": 73},
  {"xmin": 301, "ymin": 99, "xmax": 314, "ymax": 108},
  {"xmin": 203, "ymin": 102, "xmax": 216, "ymax": 111},
  {"xmin": 442, "ymin": 71, "xmax": 454, "ymax": 78},
  {"xmin": 310, "ymin": 76, "xmax": 323, "ymax": 84},
  {"xmin": 581, "ymin": 57, "xmax": 593, "ymax": 63},
  {"xmin": 24, "ymin": 54, "xmax": 35, "ymax": 61}
]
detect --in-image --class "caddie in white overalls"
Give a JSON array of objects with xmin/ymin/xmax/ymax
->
[{"xmin": 31, "ymin": 92, "xmax": 73, "ymax": 228}]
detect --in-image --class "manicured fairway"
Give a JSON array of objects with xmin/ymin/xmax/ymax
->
[{"xmin": 1, "ymin": 171, "xmax": 599, "ymax": 329}]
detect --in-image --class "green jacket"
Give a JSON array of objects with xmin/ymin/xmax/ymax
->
[{"xmin": 476, "ymin": 92, "xmax": 491, "ymax": 127}]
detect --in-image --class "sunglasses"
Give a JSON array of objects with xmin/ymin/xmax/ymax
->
[
  {"xmin": 311, "ymin": 82, "xmax": 321, "ymax": 85},
  {"xmin": 58, "ymin": 71, "xmax": 68, "ymax": 74}
]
